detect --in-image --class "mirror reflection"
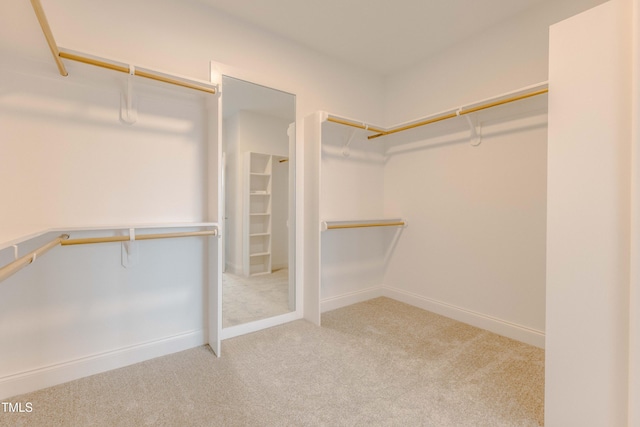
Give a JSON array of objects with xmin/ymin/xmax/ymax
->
[{"xmin": 222, "ymin": 75, "xmax": 296, "ymax": 328}]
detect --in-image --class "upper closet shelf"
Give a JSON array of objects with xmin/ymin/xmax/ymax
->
[
  {"xmin": 324, "ymin": 81, "xmax": 548, "ymax": 140},
  {"xmin": 0, "ymin": 222, "xmax": 219, "ymax": 252},
  {"xmin": 57, "ymin": 48, "xmax": 218, "ymax": 95},
  {"xmin": 30, "ymin": 0, "xmax": 217, "ymax": 95}
]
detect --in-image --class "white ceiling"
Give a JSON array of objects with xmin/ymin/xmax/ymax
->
[{"xmin": 194, "ymin": 0, "xmax": 549, "ymax": 76}]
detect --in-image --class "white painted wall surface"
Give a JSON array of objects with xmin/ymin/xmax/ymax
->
[
  {"xmin": 384, "ymin": 0, "xmax": 606, "ymax": 125},
  {"xmin": 319, "ymin": 123, "xmax": 387, "ymax": 307},
  {"xmin": 320, "ymin": 126, "xmax": 386, "ymax": 221},
  {"xmin": 0, "ymin": 64, "xmax": 209, "ymax": 242},
  {"xmin": 237, "ymin": 111, "xmax": 291, "ymax": 158},
  {"xmin": 546, "ymin": 1, "xmax": 631, "ymax": 425},
  {"xmin": 302, "ymin": 113, "xmax": 322, "ymax": 325},
  {"xmin": 382, "ymin": 104, "xmax": 548, "ymax": 347}
]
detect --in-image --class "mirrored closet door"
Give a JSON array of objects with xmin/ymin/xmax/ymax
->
[{"xmin": 221, "ymin": 75, "xmax": 296, "ymax": 329}]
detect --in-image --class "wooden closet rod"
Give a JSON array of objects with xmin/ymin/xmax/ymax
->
[
  {"xmin": 325, "ymin": 117, "xmax": 387, "ymax": 135},
  {"xmin": 61, "ymin": 230, "xmax": 217, "ymax": 246},
  {"xmin": 62, "ymin": 230, "xmax": 218, "ymax": 246},
  {"xmin": 30, "ymin": 0, "xmax": 216, "ymax": 95},
  {"xmin": 321, "ymin": 220, "xmax": 407, "ymax": 231},
  {"xmin": 367, "ymin": 88, "xmax": 548, "ymax": 140},
  {"xmin": 326, "ymin": 86, "xmax": 548, "ymax": 140},
  {"xmin": 0, "ymin": 234, "xmax": 69, "ymax": 283},
  {"xmin": 30, "ymin": 0, "xmax": 68, "ymax": 76},
  {"xmin": 58, "ymin": 51, "xmax": 217, "ymax": 95},
  {"xmin": 326, "ymin": 221, "xmax": 406, "ymax": 230}
]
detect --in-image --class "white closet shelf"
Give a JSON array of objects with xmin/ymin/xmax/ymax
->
[
  {"xmin": 1, "ymin": 222, "xmax": 219, "ymax": 252},
  {"xmin": 1, "ymin": 224, "xmax": 218, "ymax": 284},
  {"xmin": 321, "ymin": 219, "xmax": 408, "ymax": 232},
  {"xmin": 323, "ymin": 81, "xmax": 548, "ymax": 140},
  {"xmin": 249, "ymin": 232, "xmax": 271, "ymax": 237}
]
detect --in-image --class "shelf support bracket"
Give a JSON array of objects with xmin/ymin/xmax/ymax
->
[
  {"xmin": 457, "ymin": 109, "xmax": 482, "ymax": 146},
  {"xmin": 120, "ymin": 65, "xmax": 138, "ymax": 125},
  {"xmin": 121, "ymin": 228, "xmax": 139, "ymax": 268},
  {"xmin": 342, "ymin": 128, "xmax": 357, "ymax": 157}
]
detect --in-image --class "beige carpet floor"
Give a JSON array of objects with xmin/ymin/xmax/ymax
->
[{"xmin": 2, "ymin": 297, "xmax": 544, "ymax": 426}]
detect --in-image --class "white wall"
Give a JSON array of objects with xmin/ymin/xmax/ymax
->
[
  {"xmin": 546, "ymin": 1, "xmax": 631, "ymax": 425},
  {"xmin": 382, "ymin": 102, "xmax": 548, "ymax": 347},
  {"xmin": 384, "ymin": 0, "xmax": 606, "ymax": 125},
  {"xmin": 319, "ymin": 123, "xmax": 388, "ymax": 309},
  {"xmin": 0, "ymin": 63, "xmax": 209, "ymax": 242},
  {"xmin": 237, "ymin": 111, "xmax": 290, "ymax": 157}
]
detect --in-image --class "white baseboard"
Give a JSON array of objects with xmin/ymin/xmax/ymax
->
[
  {"xmin": 0, "ymin": 329, "xmax": 205, "ymax": 400},
  {"xmin": 321, "ymin": 286, "xmax": 384, "ymax": 314},
  {"xmin": 381, "ymin": 286, "xmax": 545, "ymax": 348}
]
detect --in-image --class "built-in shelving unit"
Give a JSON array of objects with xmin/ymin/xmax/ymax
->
[{"xmin": 244, "ymin": 152, "xmax": 273, "ymax": 276}]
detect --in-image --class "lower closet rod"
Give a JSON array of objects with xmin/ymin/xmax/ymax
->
[
  {"xmin": 0, "ymin": 234, "xmax": 69, "ymax": 283},
  {"xmin": 61, "ymin": 230, "xmax": 217, "ymax": 246},
  {"xmin": 322, "ymin": 221, "xmax": 406, "ymax": 231}
]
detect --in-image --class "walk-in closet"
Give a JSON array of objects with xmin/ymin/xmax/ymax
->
[{"xmin": 0, "ymin": 0, "xmax": 637, "ymax": 425}]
